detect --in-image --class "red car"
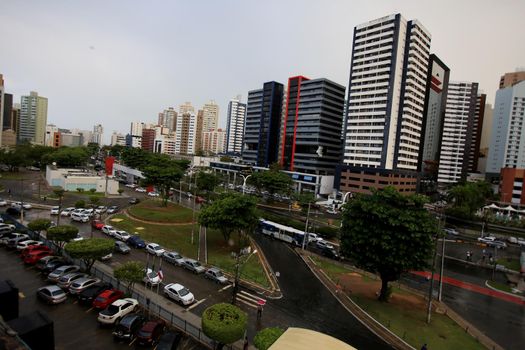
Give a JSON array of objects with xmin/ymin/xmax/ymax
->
[
  {"xmin": 92, "ymin": 289, "xmax": 124, "ymax": 309},
  {"xmin": 137, "ymin": 320, "xmax": 166, "ymax": 346},
  {"xmin": 92, "ymin": 220, "xmax": 104, "ymax": 230},
  {"xmin": 20, "ymin": 245, "xmax": 51, "ymax": 259},
  {"xmin": 24, "ymin": 250, "xmax": 53, "ymax": 264}
]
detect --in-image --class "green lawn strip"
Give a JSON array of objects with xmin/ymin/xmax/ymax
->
[
  {"xmin": 486, "ymin": 280, "xmax": 514, "ymax": 293},
  {"xmin": 496, "ymin": 258, "xmax": 520, "ymax": 271},
  {"xmin": 311, "ymin": 256, "xmax": 483, "ymax": 349},
  {"xmin": 128, "ymin": 200, "xmax": 194, "ymax": 223},
  {"xmin": 0, "ymin": 172, "xmax": 28, "ymax": 180},
  {"xmin": 110, "ymin": 214, "xmax": 198, "ymax": 259}
]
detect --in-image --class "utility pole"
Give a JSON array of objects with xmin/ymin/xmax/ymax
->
[
  {"xmin": 426, "ymin": 214, "xmax": 442, "ymax": 323},
  {"xmin": 301, "ymin": 202, "xmax": 311, "ymax": 251},
  {"xmin": 438, "ymin": 213, "xmax": 446, "ymax": 302},
  {"xmin": 20, "ymin": 178, "xmax": 24, "ymax": 224}
]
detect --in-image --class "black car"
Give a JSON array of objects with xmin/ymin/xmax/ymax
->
[
  {"xmin": 6, "ymin": 207, "xmax": 21, "ymax": 217},
  {"xmin": 42, "ymin": 259, "xmax": 67, "ymax": 274},
  {"xmin": 78, "ymin": 282, "xmax": 113, "ymax": 305},
  {"xmin": 322, "ymin": 247, "xmax": 340, "ymax": 260},
  {"xmin": 156, "ymin": 332, "xmax": 182, "ymax": 350},
  {"xmin": 112, "ymin": 313, "xmax": 146, "ymax": 341}
]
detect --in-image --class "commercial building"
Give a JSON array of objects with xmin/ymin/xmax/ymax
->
[
  {"xmin": 44, "ymin": 124, "xmax": 60, "ymax": 147},
  {"xmin": 2, "ymin": 93, "xmax": 12, "ymax": 131},
  {"xmin": 91, "ymin": 124, "xmax": 103, "ymax": 145},
  {"xmin": 19, "ymin": 91, "xmax": 48, "ymax": 145},
  {"xmin": 45, "ymin": 165, "xmax": 119, "ymax": 194},
  {"xmin": 499, "ymin": 168, "xmax": 525, "ymax": 205},
  {"xmin": 499, "ymin": 71, "xmax": 525, "ymax": 89},
  {"xmin": 242, "ymin": 81, "xmax": 284, "ymax": 167},
  {"xmin": 337, "ymin": 14, "xmax": 431, "ymax": 195},
  {"xmin": 437, "ymin": 81, "xmax": 478, "ymax": 184},
  {"xmin": 202, "ymin": 128, "xmax": 226, "ymax": 154},
  {"xmin": 175, "ymin": 113, "xmax": 197, "ymax": 155},
  {"xmin": 202, "ymin": 100, "xmax": 219, "ymax": 133},
  {"xmin": 280, "ymin": 76, "xmax": 345, "ymax": 176},
  {"xmin": 486, "ymin": 80, "xmax": 525, "ymax": 178},
  {"xmin": 225, "ymin": 96, "xmax": 246, "ymax": 155},
  {"xmin": 418, "ymin": 54, "xmax": 450, "ymax": 177}
]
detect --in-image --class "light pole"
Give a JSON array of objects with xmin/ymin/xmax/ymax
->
[
  {"xmin": 232, "ymin": 248, "xmax": 258, "ymax": 305},
  {"xmin": 301, "ymin": 202, "xmax": 312, "ymax": 251},
  {"xmin": 426, "ymin": 213, "xmax": 443, "ymax": 323},
  {"xmin": 438, "ymin": 213, "xmax": 447, "ymax": 302},
  {"xmin": 189, "ymin": 166, "xmax": 197, "ymax": 245},
  {"xmin": 241, "ymin": 174, "xmax": 252, "ymax": 195}
]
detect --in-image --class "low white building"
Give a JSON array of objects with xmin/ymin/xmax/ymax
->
[{"xmin": 45, "ymin": 165, "xmax": 119, "ymax": 194}]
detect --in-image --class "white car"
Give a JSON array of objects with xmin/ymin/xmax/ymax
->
[
  {"xmin": 95, "ymin": 206, "xmax": 107, "ymax": 214},
  {"xmin": 147, "ymin": 191, "xmax": 160, "ymax": 197},
  {"xmin": 135, "ymin": 187, "xmax": 147, "ymax": 193},
  {"xmin": 316, "ymin": 240, "xmax": 334, "ymax": 250},
  {"xmin": 71, "ymin": 213, "xmax": 90, "ymax": 223},
  {"xmin": 517, "ymin": 238, "xmax": 525, "ymax": 247},
  {"xmin": 50, "ymin": 206, "xmax": 60, "ymax": 215},
  {"xmin": 125, "ymin": 183, "xmax": 138, "ymax": 188},
  {"xmin": 100, "ymin": 252, "xmax": 112, "ymax": 261},
  {"xmin": 102, "ymin": 225, "xmax": 117, "ymax": 236},
  {"xmin": 478, "ymin": 236, "xmax": 497, "ymax": 244},
  {"xmin": 113, "ymin": 230, "xmax": 131, "ymax": 242},
  {"xmin": 0, "ymin": 198, "xmax": 8, "ymax": 206},
  {"xmin": 11, "ymin": 202, "xmax": 32, "ymax": 210},
  {"xmin": 16, "ymin": 240, "xmax": 43, "ymax": 251},
  {"xmin": 143, "ymin": 268, "xmax": 161, "ymax": 286},
  {"xmin": 163, "ymin": 283, "xmax": 195, "ymax": 305},
  {"xmin": 83, "ymin": 208, "xmax": 95, "ymax": 217},
  {"xmin": 60, "ymin": 207, "xmax": 75, "ymax": 216},
  {"xmin": 146, "ymin": 243, "xmax": 165, "ymax": 256},
  {"xmin": 97, "ymin": 298, "xmax": 138, "ymax": 325}
]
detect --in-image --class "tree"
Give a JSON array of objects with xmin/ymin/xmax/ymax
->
[
  {"xmin": 196, "ymin": 171, "xmax": 221, "ymax": 195},
  {"xmin": 446, "ymin": 181, "xmax": 493, "ymax": 219},
  {"xmin": 47, "ymin": 225, "xmax": 79, "ymax": 250},
  {"xmin": 253, "ymin": 327, "xmax": 285, "ymax": 350},
  {"xmin": 42, "ymin": 146, "xmax": 89, "ymax": 167},
  {"xmin": 199, "ymin": 193, "xmax": 259, "ymax": 242},
  {"xmin": 75, "ymin": 200, "xmax": 86, "ymax": 208},
  {"xmin": 248, "ymin": 170, "xmax": 292, "ymax": 197},
  {"xmin": 28, "ymin": 218, "xmax": 52, "ymax": 238},
  {"xmin": 220, "ymin": 156, "xmax": 233, "ymax": 163},
  {"xmin": 340, "ymin": 186, "xmax": 435, "ymax": 301},
  {"xmin": 142, "ymin": 162, "xmax": 186, "ymax": 206},
  {"xmin": 89, "ymin": 196, "xmax": 101, "ymax": 207},
  {"xmin": 202, "ymin": 303, "xmax": 247, "ymax": 349},
  {"xmin": 292, "ymin": 192, "xmax": 316, "ymax": 214},
  {"xmin": 118, "ymin": 188, "xmax": 124, "ymax": 196},
  {"xmin": 114, "ymin": 261, "xmax": 144, "ymax": 293},
  {"xmin": 65, "ymin": 238, "xmax": 114, "ymax": 273}
]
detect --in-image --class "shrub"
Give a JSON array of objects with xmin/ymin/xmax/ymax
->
[
  {"xmin": 76, "ymin": 188, "xmax": 85, "ymax": 193},
  {"xmin": 202, "ymin": 303, "xmax": 247, "ymax": 345},
  {"xmin": 317, "ymin": 226, "xmax": 339, "ymax": 239},
  {"xmin": 75, "ymin": 200, "xmax": 86, "ymax": 208},
  {"xmin": 253, "ymin": 327, "xmax": 285, "ymax": 350},
  {"xmin": 89, "ymin": 188, "xmax": 96, "ymax": 193}
]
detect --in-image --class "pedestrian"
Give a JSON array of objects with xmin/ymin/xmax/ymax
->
[
  {"xmin": 421, "ymin": 344, "xmax": 428, "ymax": 350},
  {"xmin": 43, "ymin": 196, "xmax": 47, "ymax": 201},
  {"xmin": 257, "ymin": 304, "xmax": 263, "ymax": 320},
  {"xmin": 7, "ymin": 188, "xmax": 11, "ymax": 196}
]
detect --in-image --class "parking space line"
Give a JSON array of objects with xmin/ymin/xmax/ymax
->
[
  {"xmin": 185, "ymin": 298, "xmax": 206, "ymax": 312},
  {"xmin": 18, "ymin": 292, "xmax": 25, "ymax": 299},
  {"xmin": 129, "ymin": 338, "xmax": 137, "ymax": 347},
  {"xmin": 86, "ymin": 307, "xmax": 94, "ymax": 313},
  {"xmin": 219, "ymin": 284, "xmax": 232, "ymax": 292}
]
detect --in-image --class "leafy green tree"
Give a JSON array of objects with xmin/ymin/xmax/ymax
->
[
  {"xmin": 42, "ymin": 146, "xmax": 89, "ymax": 167},
  {"xmin": 28, "ymin": 218, "xmax": 52, "ymax": 237},
  {"xmin": 0, "ymin": 148, "xmax": 25, "ymax": 171},
  {"xmin": 121, "ymin": 147, "xmax": 151, "ymax": 169},
  {"xmin": 47, "ymin": 225, "xmax": 79, "ymax": 250},
  {"xmin": 89, "ymin": 188, "xmax": 96, "ymax": 194},
  {"xmin": 199, "ymin": 193, "xmax": 259, "ymax": 242},
  {"xmin": 340, "ymin": 186, "xmax": 435, "ymax": 301},
  {"xmin": 248, "ymin": 170, "xmax": 292, "ymax": 197},
  {"xmin": 76, "ymin": 188, "xmax": 85, "ymax": 193},
  {"xmin": 65, "ymin": 238, "xmax": 114, "ymax": 273},
  {"xmin": 114, "ymin": 261, "xmax": 145, "ymax": 293},
  {"xmin": 75, "ymin": 200, "xmax": 86, "ymax": 208},
  {"xmin": 89, "ymin": 196, "xmax": 101, "ymax": 207},
  {"xmin": 86, "ymin": 142, "xmax": 100, "ymax": 156},
  {"xmin": 196, "ymin": 171, "xmax": 221, "ymax": 195},
  {"xmin": 202, "ymin": 303, "xmax": 247, "ymax": 349},
  {"xmin": 220, "ymin": 156, "xmax": 233, "ymax": 163},
  {"xmin": 446, "ymin": 181, "xmax": 493, "ymax": 218},
  {"xmin": 117, "ymin": 188, "xmax": 124, "ymax": 195},
  {"xmin": 142, "ymin": 163, "xmax": 186, "ymax": 206},
  {"xmin": 253, "ymin": 327, "xmax": 285, "ymax": 350},
  {"xmin": 292, "ymin": 192, "xmax": 316, "ymax": 213}
]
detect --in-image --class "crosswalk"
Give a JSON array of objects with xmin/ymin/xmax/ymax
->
[{"xmin": 236, "ymin": 290, "xmax": 266, "ymax": 309}]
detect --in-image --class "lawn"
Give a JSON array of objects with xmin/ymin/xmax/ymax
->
[
  {"xmin": 496, "ymin": 258, "xmax": 521, "ymax": 271},
  {"xmin": 486, "ymin": 280, "xmax": 514, "ymax": 293},
  {"xmin": 128, "ymin": 199, "xmax": 194, "ymax": 223},
  {"xmin": 311, "ymin": 256, "xmax": 484, "ymax": 350}
]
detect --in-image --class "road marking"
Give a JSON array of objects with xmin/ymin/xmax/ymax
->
[
  {"xmin": 18, "ymin": 292, "xmax": 25, "ymax": 299},
  {"xmin": 186, "ymin": 298, "xmax": 206, "ymax": 312},
  {"xmin": 128, "ymin": 338, "xmax": 137, "ymax": 346},
  {"xmin": 219, "ymin": 284, "xmax": 232, "ymax": 292},
  {"xmin": 73, "ymin": 300, "xmax": 78, "ymax": 304},
  {"xmin": 26, "ymin": 266, "xmax": 35, "ymax": 270},
  {"xmin": 236, "ymin": 291, "xmax": 266, "ymax": 309},
  {"xmin": 86, "ymin": 307, "xmax": 93, "ymax": 313}
]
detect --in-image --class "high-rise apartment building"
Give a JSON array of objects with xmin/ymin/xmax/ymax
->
[
  {"xmin": 418, "ymin": 54, "xmax": 450, "ymax": 176},
  {"xmin": 0, "ymin": 75, "xmax": 5, "ymax": 146},
  {"xmin": 2, "ymin": 93, "xmax": 12, "ymax": 131},
  {"xmin": 91, "ymin": 124, "xmax": 103, "ymax": 145},
  {"xmin": 110, "ymin": 132, "xmax": 126, "ymax": 146},
  {"xmin": 195, "ymin": 110, "xmax": 204, "ymax": 154},
  {"xmin": 468, "ymin": 94, "xmax": 486, "ymax": 173},
  {"xmin": 437, "ymin": 82, "xmax": 478, "ymax": 184},
  {"xmin": 280, "ymin": 76, "xmax": 345, "ymax": 175},
  {"xmin": 19, "ymin": 91, "xmax": 48, "ymax": 145},
  {"xmin": 202, "ymin": 129, "xmax": 226, "ymax": 155},
  {"xmin": 337, "ymin": 14, "xmax": 431, "ymax": 194},
  {"xmin": 45, "ymin": 124, "xmax": 60, "ymax": 147},
  {"xmin": 129, "ymin": 122, "xmax": 144, "ymax": 148},
  {"xmin": 175, "ymin": 113, "xmax": 197, "ymax": 155},
  {"xmin": 242, "ymin": 81, "xmax": 284, "ymax": 167},
  {"xmin": 202, "ymin": 100, "xmax": 219, "ymax": 133},
  {"xmin": 141, "ymin": 128, "xmax": 156, "ymax": 152},
  {"xmin": 158, "ymin": 107, "xmax": 177, "ymax": 132},
  {"xmin": 179, "ymin": 102, "xmax": 195, "ymax": 115},
  {"xmin": 499, "ymin": 71, "xmax": 525, "ymax": 89},
  {"xmin": 226, "ymin": 96, "xmax": 246, "ymax": 155},
  {"xmin": 486, "ymin": 80, "xmax": 525, "ymax": 176}
]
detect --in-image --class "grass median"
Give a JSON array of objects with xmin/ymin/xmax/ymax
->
[
  {"xmin": 310, "ymin": 256, "xmax": 484, "ymax": 350},
  {"xmin": 127, "ymin": 199, "xmax": 194, "ymax": 223}
]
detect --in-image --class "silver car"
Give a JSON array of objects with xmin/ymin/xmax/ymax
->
[
  {"xmin": 69, "ymin": 277, "xmax": 101, "ymax": 295},
  {"xmin": 182, "ymin": 259, "xmax": 205, "ymax": 274},
  {"xmin": 57, "ymin": 272, "xmax": 89, "ymax": 290},
  {"xmin": 162, "ymin": 251, "xmax": 185, "ymax": 265},
  {"xmin": 48, "ymin": 265, "xmax": 80, "ymax": 282},
  {"xmin": 204, "ymin": 267, "xmax": 229, "ymax": 284},
  {"xmin": 37, "ymin": 285, "xmax": 67, "ymax": 304}
]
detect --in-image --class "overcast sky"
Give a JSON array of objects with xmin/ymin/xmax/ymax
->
[{"xmin": 1, "ymin": 0, "xmax": 524, "ymax": 144}]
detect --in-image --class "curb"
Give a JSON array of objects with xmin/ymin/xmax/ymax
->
[{"xmin": 484, "ymin": 280, "xmax": 525, "ymax": 300}]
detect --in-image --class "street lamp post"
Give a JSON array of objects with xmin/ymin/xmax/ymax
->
[
  {"xmin": 241, "ymin": 174, "xmax": 252, "ymax": 195},
  {"xmin": 301, "ymin": 202, "xmax": 312, "ymax": 251},
  {"xmin": 232, "ymin": 248, "xmax": 258, "ymax": 305},
  {"xmin": 438, "ymin": 213, "xmax": 447, "ymax": 302}
]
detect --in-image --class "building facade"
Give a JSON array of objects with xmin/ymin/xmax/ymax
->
[
  {"xmin": 175, "ymin": 113, "xmax": 197, "ymax": 155},
  {"xmin": 338, "ymin": 14, "xmax": 431, "ymax": 195},
  {"xmin": 225, "ymin": 96, "xmax": 246, "ymax": 155},
  {"xmin": 158, "ymin": 107, "xmax": 177, "ymax": 133},
  {"xmin": 129, "ymin": 122, "xmax": 144, "ymax": 148},
  {"xmin": 110, "ymin": 132, "xmax": 126, "ymax": 146},
  {"xmin": 19, "ymin": 91, "xmax": 48, "ymax": 145},
  {"xmin": 280, "ymin": 76, "xmax": 345, "ymax": 175},
  {"xmin": 499, "ymin": 168, "xmax": 525, "ymax": 205},
  {"xmin": 91, "ymin": 124, "xmax": 103, "ymax": 145},
  {"xmin": 141, "ymin": 128, "xmax": 156, "ymax": 152},
  {"xmin": 486, "ymin": 81, "xmax": 525, "ymax": 177},
  {"xmin": 499, "ymin": 71, "xmax": 525, "ymax": 89},
  {"xmin": 202, "ymin": 100, "xmax": 219, "ymax": 133},
  {"xmin": 202, "ymin": 129, "xmax": 226, "ymax": 154},
  {"xmin": 468, "ymin": 94, "xmax": 486, "ymax": 173},
  {"xmin": 437, "ymin": 82, "xmax": 478, "ymax": 184},
  {"xmin": 0, "ymin": 74, "xmax": 4, "ymax": 146},
  {"xmin": 242, "ymin": 81, "xmax": 284, "ymax": 167},
  {"xmin": 179, "ymin": 102, "xmax": 195, "ymax": 115}
]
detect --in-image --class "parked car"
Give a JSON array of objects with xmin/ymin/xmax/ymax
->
[
  {"xmin": 204, "ymin": 267, "xmax": 229, "ymax": 284},
  {"xmin": 16, "ymin": 240, "xmax": 43, "ymax": 251},
  {"xmin": 125, "ymin": 183, "xmax": 138, "ymax": 188},
  {"xmin": 112, "ymin": 313, "xmax": 146, "ymax": 341},
  {"xmin": 6, "ymin": 235, "xmax": 30, "ymax": 249},
  {"xmin": 316, "ymin": 240, "xmax": 334, "ymax": 250},
  {"xmin": 113, "ymin": 230, "xmax": 131, "ymax": 242},
  {"xmin": 443, "ymin": 228, "xmax": 459, "ymax": 236},
  {"xmin": 69, "ymin": 277, "xmax": 102, "ymax": 295},
  {"xmin": 163, "ymin": 283, "xmax": 195, "ymax": 305},
  {"xmin": 48, "ymin": 265, "xmax": 80, "ymax": 282},
  {"xmin": 143, "ymin": 268, "xmax": 161, "ymax": 286},
  {"xmin": 486, "ymin": 240, "xmax": 507, "ymax": 249},
  {"xmin": 507, "ymin": 236, "xmax": 518, "ymax": 244},
  {"xmin": 71, "ymin": 212, "xmax": 90, "ymax": 223},
  {"xmin": 0, "ymin": 198, "xmax": 7, "ymax": 206},
  {"xmin": 0, "ymin": 223, "xmax": 16, "ymax": 232},
  {"xmin": 57, "ymin": 272, "xmax": 89, "ymax": 289},
  {"xmin": 127, "ymin": 235, "xmax": 146, "ymax": 249},
  {"xmin": 156, "ymin": 332, "xmax": 182, "ymax": 350},
  {"xmin": 102, "ymin": 225, "xmax": 117, "ymax": 236},
  {"xmin": 162, "ymin": 251, "xmax": 185, "ymax": 266},
  {"xmin": 107, "ymin": 206, "xmax": 119, "ymax": 214},
  {"xmin": 182, "ymin": 259, "xmax": 205, "ymax": 274},
  {"xmin": 24, "ymin": 250, "xmax": 53, "ymax": 264},
  {"xmin": 92, "ymin": 220, "xmax": 104, "ymax": 230},
  {"xmin": 129, "ymin": 197, "xmax": 140, "ymax": 204},
  {"xmin": 36, "ymin": 256, "xmax": 62, "ymax": 270},
  {"xmin": 83, "ymin": 208, "xmax": 95, "ymax": 217},
  {"xmin": 518, "ymin": 238, "xmax": 525, "ymax": 247},
  {"xmin": 146, "ymin": 243, "xmax": 165, "ymax": 256},
  {"xmin": 77, "ymin": 282, "xmax": 113, "ymax": 305},
  {"xmin": 5, "ymin": 207, "xmax": 21, "ymax": 217},
  {"xmin": 135, "ymin": 187, "xmax": 147, "ymax": 193},
  {"xmin": 92, "ymin": 289, "xmax": 125, "ymax": 309},
  {"xmin": 114, "ymin": 241, "xmax": 131, "ymax": 254},
  {"xmin": 60, "ymin": 207, "xmax": 75, "ymax": 216},
  {"xmin": 100, "ymin": 252, "xmax": 112, "ymax": 261},
  {"xmin": 37, "ymin": 285, "xmax": 67, "ymax": 304},
  {"xmin": 136, "ymin": 320, "xmax": 166, "ymax": 346},
  {"xmin": 20, "ymin": 244, "xmax": 51, "ymax": 258},
  {"xmin": 50, "ymin": 206, "xmax": 60, "ymax": 215},
  {"xmin": 322, "ymin": 247, "xmax": 341, "ymax": 260},
  {"xmin": 478, "ymin": 236, "xmax": 497, "ymax": 244},
  {"xmin": 11, "ymin": 201, "xmax": 32, "ymax": 210},
  {"xmin": 147, "ymin": 191, "xmax": 160, "ymax": 197},
  {"xmin": 42, "ymin": 259, "xmax": 68, "ymax": 274},
  {"xmin": 95, "ymin": 206, "xmax": 107, "ymax": 214},
  {"xmin": 97, "ymin": 298, "xmax": 139, "ymax": 325}
]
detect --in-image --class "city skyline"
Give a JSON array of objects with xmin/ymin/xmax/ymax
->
[{"xmin": 1, "ymin": 1, "xmax": 524, "ymax": 144}]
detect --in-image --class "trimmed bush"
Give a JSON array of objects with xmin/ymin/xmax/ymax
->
[
  {"xmin": 202, "ymin": 303, "xmax": 247, "ymax": 345},
  {"xmin": 75, "ymin": 200, "xmax": 86, "ymax": 208},
  {"xmin": 253, "ymin": 327, "xmax": 285, "ymax": 350}
]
